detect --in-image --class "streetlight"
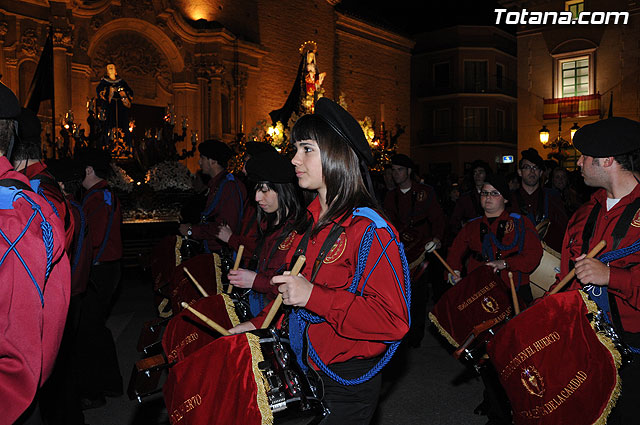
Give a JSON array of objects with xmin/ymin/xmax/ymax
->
[{"xmin": 538, "ymin": 115, "xmax": 580, "ymax": 169}]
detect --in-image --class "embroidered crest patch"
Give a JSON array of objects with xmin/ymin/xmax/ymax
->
[
  {"xmin": 631, "ymin": 208, "xmax": 640, "ymax": 228},
  {"xmin": 505, "ymin": 220, "xmax": 515, "ymax": 234},
  {"xmin": 323, "ymin": 232, "xmax": 347, "ymax": 264},
  {"xmin": 417, "ymin": 190, "xmax": 425, "ymax": 202},
  {"xmin": 278, "ymin": 231, "xmax": 297, "ymax": 250}
]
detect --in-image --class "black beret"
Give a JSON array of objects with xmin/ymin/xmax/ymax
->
[
  {"xmin": 46, "ymin": 158, "xmax": 84, "ymax": 182},
  {"xmin": 484, "ymin": 174, "xmax": 510, "ymax": 201},
  {"xmin": 470, "ymin": 159, "xmax": 492, "ymax": 175},
  {"xmin": 245, "ymin": 141, "xmax": 276, "ymax": 157},
  {"xmin": 198, "ymin": 139, "xmax": 233, "ymax": 163},
  {"xmin": 520, "ymin": 148, "xmax": 544, "ymax": 169},
  {"xmin": 573, "ymin": 117, "xmax": 640, "ymax": 157},
  {"xmin": 17, "ymin": 107, "xmax": 42, "ymax": 143},
  {"xmin": 246, "ymin": 150, "xmax": 295, "ymax": 183},
  {"xmin": 391, "ymin": 154, "xmax": 414, "ymax": 169},
  {"xmin": 75, "ymin": 147, "xmax": 111, "ymax": 171},
  {"xmin": 314, "ymin": 97, "xmax": 375, "ymax": 166},
  {"xmin": 0, "ymin": 82, "xmax": 20, "ymax": 119}
]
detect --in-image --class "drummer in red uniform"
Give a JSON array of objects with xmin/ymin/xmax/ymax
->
[
  {"xmin": 178, "ymin": 140, "xmax": 247, "ymax": 254},
  {"xmin": 0, "ymin": 83, "xmax": 70, "ymax": 424},
  {"xmin": 12, "ymin": 107, "xmax": 75, "ymax": 253},
  {"xmin": 227, "ymin": 149, "xmax": 304, "ymax": 314},
  {"xmin": 447, "ymin": 174, "xmax": 543, "ymax": 304},
  {"xmin": 549, "ymin": 117, "xmax": 640, "ymax": 424},
  {"xmin": 231, "ymin": 98, "xmax": 410, "ymax": 424}
]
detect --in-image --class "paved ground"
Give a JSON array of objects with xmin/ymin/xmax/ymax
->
[{"xmin": 83, "ymin": 267, "xmax": 487, "ymax": 425}]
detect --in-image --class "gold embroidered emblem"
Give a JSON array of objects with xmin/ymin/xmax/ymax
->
[
  {"xmin": 323, "ymin": 233, "xmax": 347, "ymax": 264},
  {"xmin": 505, "ymin": 220, "xmax": 514, "ymax": 234},
  {"xmin": 278, "ymin": 231, "xmax": 297, "ymax": 250},
  {"xmin": 481, "ymin": 296, "xmax": 499, "ymax": 313},
  {"xmin": 521, "ymin": 366, "xmax": 545, "ymax": 397},
  {"xmin": 417, "ymin": 191, "xmax": 425, "ymax": 202},
  {"xmin": 631, "ymin": 208, "xmax": 640, "ymax": 228}
]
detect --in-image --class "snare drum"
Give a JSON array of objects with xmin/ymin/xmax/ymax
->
[
  {"xmin": 163, "ymin": 328, "xmax": 326, "ymax": 425},
  {"xmin": 529, "ymin": 242, "xmax": 561, "ymax": 300},
  {"xmin": 486, "ymin": 290, "xmax": 621, "ymax": 425}
]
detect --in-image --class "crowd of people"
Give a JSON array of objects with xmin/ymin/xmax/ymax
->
[{"xmin": 2, "ymin": 72, "xmax": 640, "ymax": 425}]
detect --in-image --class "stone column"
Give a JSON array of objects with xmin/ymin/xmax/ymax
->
[
  {"xmin": 209, "ymin": 75, "xmax": 222, "ymax": 139},
  {"xmin": 52, "ymin": 27, "xmax": 72, "ymax": 124}
]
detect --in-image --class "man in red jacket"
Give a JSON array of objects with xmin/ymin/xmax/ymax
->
[
  {"xmin": 12, "ymin": 107, "xmax": 75, "ymax": 253},
  {"xmin": 0, "ymin": 83, "xmax": 70, "ymax": 424},
  {"xmin": 549, "ymin": 117, "xmax": 640, "ymax": 424},
  {"xmin": 74, "ymin": 147, "xmax": 123, "ymax": 409}
]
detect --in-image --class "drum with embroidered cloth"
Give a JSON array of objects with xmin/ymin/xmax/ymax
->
[
  {"xmin": 485, "ymin": 290, "xmax": 621, "ymax": 425},
  {"xmin": 429, "ymin": 265, "xmax": 516, "ymax": 351},
  {"xmin": 162, "ymin": 293, "xmax": 240, "ymax": 364},
  {"xmin": 163, "ymin": 328, "xmax": 326, "ymax": 425},
  {"xmin": 529, "ymin": 242, "xmax": 561, "ymax": 300},
  {"xmin": 165, "ymin": 253, "xmax": 223, "ymax": 313}
]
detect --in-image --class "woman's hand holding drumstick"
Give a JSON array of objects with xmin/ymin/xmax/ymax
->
[{"xmin": 261, "ymin": 255, "xmax": 306, "ymax": 329}]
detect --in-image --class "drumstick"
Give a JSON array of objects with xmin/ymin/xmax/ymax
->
[
  {"xmin": 227, "ymin": 245, "xmax": 245, "ymax": 294},
  {"xmin": 180, "ymin": 302, "xmax": 231, "ymax": 336},
  {"xmin": 260, "ymin": 255, "xmax": 306, "ymax": 329},
  {"xmin": 183, "ymin": 267, "xmax": 209, "ymax": 298},
  {"xmin": 508, "ymin": 271, "xmax": 520, "ymax": 315},
  {"xmin": 425, "ymin": 241, "xmax": 457, "ymax": 277},
  {"xmin": 549, "ymin": 240, "xmax": 607, "ymax": 295}
]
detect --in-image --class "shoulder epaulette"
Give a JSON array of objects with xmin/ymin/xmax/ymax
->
[
  {"xmin": 509, "ymin": 212, "xmax": 522, "ymax": 220},
  {"xmin": 352, "ymin": 207, "xmax": 387, "ymax": 229},
  {"xmin": 468, "ymin": 215, "xmax": 483, "ymax": 222}
]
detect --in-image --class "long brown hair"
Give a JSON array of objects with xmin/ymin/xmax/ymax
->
[{"xmin": 291, "ymin": 114, "xmax": 378, "ymax": 234}]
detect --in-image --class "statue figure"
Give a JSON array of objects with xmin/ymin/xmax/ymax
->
[{"xmin": 96, "ymin": 63, "xmax": 133, "ymax": 146}]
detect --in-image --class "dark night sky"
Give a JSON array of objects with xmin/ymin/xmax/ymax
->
[{"xmin": 337, "ymin": 0, "xmax": 514, "ymax": 36}]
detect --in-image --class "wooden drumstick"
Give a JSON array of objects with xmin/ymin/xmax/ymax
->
[
  {"xmin": 549, "ymin": 240, "xmax": 607, "ymax": 295},
  {"xmin": 508, "ymin": 271, "xmax": 520, "ymax": 315},
  {"xmin": 425, "ymin": 240, "xmax": 457, "ymax": 277},
  {"xmin": 261, "ymin": 255, "xmax": 306, "ymax": 329},
  {"xmin": 183, "ymin": 267, "xmax": 209, "ymax": 298},
  {"xmin": 180, "ymin": 302, "xmax": 231, "ymax": 336},
  {"xmin": 227, "ymin": 245, "xmax": 245, "ymax": 294}
]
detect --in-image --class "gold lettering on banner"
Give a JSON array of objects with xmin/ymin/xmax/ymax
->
[
  {"xmin": 457, "ymin": 281, "xmax": 497, "ymax": 311},
  {"xmin": 501, "ymin": 332, "xmax": 560, "ymax": 380},
  {"xmin": 168, "ymin": 332, "xmax": 199, "ymax": 363},
  {"xmin": 170, "ymin": 394, "xmax": 202, "ymax": 424},
  {"xmin": 519, "ymin": 371, "xmax": 587, "ymax": 419}
]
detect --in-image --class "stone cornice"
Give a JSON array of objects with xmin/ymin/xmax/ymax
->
[{"xmin": 336, "ymin": 12, "xmax": 415, "ymax": 54}]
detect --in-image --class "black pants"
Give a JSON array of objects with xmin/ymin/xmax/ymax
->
[
  {"xmin": 608, "ymin": 331, "xmax": 640, "ymax": 424},
  {"xmin": 316, "ymin": 357, "xmax": 382, "ymax": 425},
  {"xmin": 74, "ymin": 261, "xmax": 123, "ymax": 399},
  {"xmin": 15, "ymin": 398, "xmax": 43, "ymax": 425},
  {"xmin": 40, "ymin": 295, "xmax": 85, "ymax": 424}
]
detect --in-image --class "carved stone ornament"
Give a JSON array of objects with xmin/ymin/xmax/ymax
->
[
  {"xmin": 0, "ymin": 21, "xmax": 8, "ymax": 39},
  {"xmin": 90, "ymin": 16, "xmax": 103, "ymax": 30},
  {"xmin": 53, "ymin": 27, "xmax": 73, "ymax": 49},
  {"xmin": 125, "ymin": 0, "xmax": 154, "ymax": 17},
  {"xmin": 21, "ymin": 28, "xmax": 39, "ymax": 56},
  {"xmin": 92, "ymin": 33, "xmax": 173, "ymax": 92}
]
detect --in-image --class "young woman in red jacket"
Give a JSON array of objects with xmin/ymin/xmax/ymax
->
[{"xmin": 230, "ymin": 98, "xmax": 410, "ymax": 424}]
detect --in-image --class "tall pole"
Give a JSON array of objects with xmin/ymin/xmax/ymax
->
[{"xmin": 50, "ymin": 26, "xmax": 55, "ymax": 147}]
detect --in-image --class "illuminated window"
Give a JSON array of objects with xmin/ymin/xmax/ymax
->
[
  {"xmin": 565, "ymin": 0, "xmax": 584, "ymax": 20},
  {"xmin": 560, "ymin": 57, "xmax": 589, "ymax": 98}
]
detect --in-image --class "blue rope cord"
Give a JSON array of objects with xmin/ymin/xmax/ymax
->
[
  {"xmin": 288, "ymin": 210, "xmax": 411, "ymax": 384},
  {"xmin": 0, "ymin": 191, "xmax": 55, "ymax": 306},
  {"xmin": 36, "ymin": 185, "xmax": 60, "ymax": 219}
]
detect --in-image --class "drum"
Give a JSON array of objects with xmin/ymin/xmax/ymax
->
[
  {"xmin": 165, "ymin": 253, "xmax": 223, "ymax": 313},
  {"xmin": 163, "ymin": 328, "xmax": 327, "ymax": 425},
  {"xmin": 529, "ymin": 242, "xmax": 561, "ymax": 300},
  {"xmin": 429, "ymin": 266, "xmax": 518, "ymax": 351},
  {"xmin": 486, "ymin": 290, "xmax": 621, "ymax": 425}
]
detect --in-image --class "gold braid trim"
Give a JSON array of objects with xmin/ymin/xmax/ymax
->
[
  {"xmin": 221, "ymin": 293, "xmax": 240, "ymax": 327},
  {"xmin": 580, "ymin": 291, "xmax": 622, "ymax": 425},
  {"xmin": 213, "ymin": 253, "xmax": 223, "ymax": 294},
  {"xmin": 175, "ymin": 236, "xmax": 183, "ymax": 266},
  {"xmin": 428, "ymin": 312, "xmax": 460, "ymax": 348},
  {"xmin": 245, "ymin": 333, "xmax": 274, "ymax": 425}
]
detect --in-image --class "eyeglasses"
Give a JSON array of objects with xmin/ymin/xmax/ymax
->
[
  {"xmin": 480, "ymin": 190, "xmax": 502, "ymax": 197},
  {"xmin": 520, "ymin": 164, "xmax": 540, "ymax": 172}
]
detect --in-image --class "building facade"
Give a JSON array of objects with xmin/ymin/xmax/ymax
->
[
  {"xmin": 0, "ymin": 0, "xmax": 413, "ymax": 170},
  {"xmin": 509, "ymin": 0, "xmax": 640, "ymax": 169},
  {"xmin": 411, "ymin": 25, "xmax": 517, "ymax": 179}
]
